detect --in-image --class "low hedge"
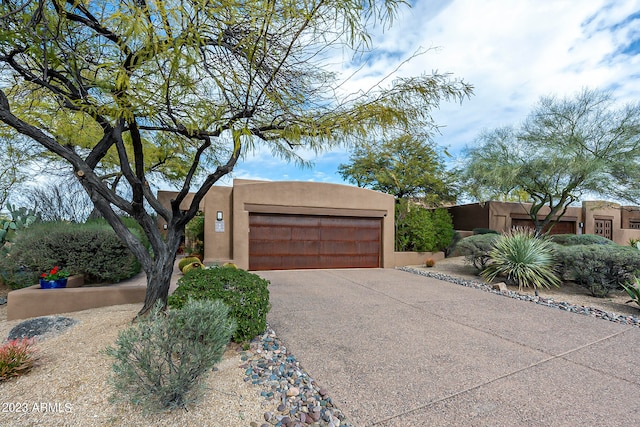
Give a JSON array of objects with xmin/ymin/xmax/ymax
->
[
  {"xmin": 5, "ymin": 221, "xmax": 143, "ymax": 285},
  {"xmin": 168, "ymin": 267, "xmax": 271, "ymax": 342},
  {"xmin": 451, "ymin": 233, "xmax": 500, "ymax": 271},
  {"xmin": 554, "ymin": 244, "xmax": 640, "ymax": 297},
  {"xmin": 549, "ymin": 234, "xmax": 615, "ymax": 246}
]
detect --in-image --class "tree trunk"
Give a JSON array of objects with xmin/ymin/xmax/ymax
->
[{"xmin": 137, "ymin": 229, "xmax": 183, "ymax": 316}]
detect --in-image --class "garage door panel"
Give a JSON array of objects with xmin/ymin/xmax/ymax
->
[
  {"xmin": 250, "ymin": 226, "xmax": 291, "ymax": 240},
  {"xmin": 249, "ymin": 213, "xmax": 381, "ymax": 270},
  {"xmin": 291, "ymin": 227, "xmax": 320, "ymax": 240},
  {"xmin": 321, "ymin": 227, "xmax": 378, "ymax": 241},
  {"xmin": 511, "ymin": 218, "xmax": 575, "ymax": 235}
]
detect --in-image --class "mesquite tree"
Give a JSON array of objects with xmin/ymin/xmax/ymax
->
[{"xmin": 0, "ymin": 0, "xmax": 472, "ymax": 315}]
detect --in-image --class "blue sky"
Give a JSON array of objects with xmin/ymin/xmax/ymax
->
[{"xmin": 219, "ymin": 0, "xmax": 640, "ymax": 187}]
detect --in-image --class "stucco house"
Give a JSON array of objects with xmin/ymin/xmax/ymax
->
[
  {"xmin": 447, "ymin": 200, "xmax": 640, "ymax": 245},
  {"xmin": 158, "ymin": 179, "xmax": 433, "ymax": 270}
]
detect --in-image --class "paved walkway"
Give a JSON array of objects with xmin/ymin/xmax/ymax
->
[{"xmin": 258, "ymin": 268, "xmax": 640, "ymax": 426}]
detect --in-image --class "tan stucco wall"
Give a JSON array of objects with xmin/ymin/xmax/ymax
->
[
  {"xmin": 621, "ymin": 206, "xmax": 640, "ymax": 228},
  {"xmin": 394, "ymin": 251, "xmax": 445, "ymax": 266},
  {"xmin": 449, "ymin": 201, "xmax": 582, "ymax": 233},
  {"xmin": 582, "ymin": 200, "xmax": 619, "ymax": 237},
  {"xmin": 203, "ymin": 186, "xmax": 233, "ymax": 262},
  {"xmin": 227, "ymin": 179, "xmax": 395, "ymax": 270},
  {"xmin": 581, "ymin": 201, "xmax": 640, "ymax": 245},
  {"xmin": 156, "ymin": 191, "xmax": 205, "ymax": 233}
]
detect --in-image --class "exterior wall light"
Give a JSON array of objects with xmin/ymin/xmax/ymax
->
[{"xmin": 216, "ymin": 211, "xmax": 223, "ymax": 221}]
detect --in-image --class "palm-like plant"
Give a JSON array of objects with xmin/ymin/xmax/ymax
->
[{"xmin": 481, "ymin": 227, "xmax": 561, "ymax": 295}]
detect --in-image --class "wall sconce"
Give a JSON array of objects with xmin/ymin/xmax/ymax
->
[
  {"xmin": 216, "ymin": 211, "xmax": 223, "ymax": 221},
  {"xmin": 163, "ymin": 224, "xmax": 168, "ymax": 230},
  {"xmin": 579, "ymin": 222, "xmax": 584, "ymax": 228}
]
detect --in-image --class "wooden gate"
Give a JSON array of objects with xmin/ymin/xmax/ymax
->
[{"xmin": 594, "ymin": 219, "xmax": 613, "ymax": 240}]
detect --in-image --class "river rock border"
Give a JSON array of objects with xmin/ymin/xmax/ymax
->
[
  {"xmin": 399, "ymin": 266, "xmax": 640, "ymax": 327},
  {"xmin": 242, "ymin": 327, "xmax": 354, "ymax": 427}
]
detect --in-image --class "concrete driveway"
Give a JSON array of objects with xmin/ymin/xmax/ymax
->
[{"xmin": 258, "ymin": 268, "xmax": 640, "ymax": 426}]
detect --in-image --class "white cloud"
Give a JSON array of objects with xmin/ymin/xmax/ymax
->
[{"xmin": 221, "ymin": 0, "xmax": 640, "ymax": 186}]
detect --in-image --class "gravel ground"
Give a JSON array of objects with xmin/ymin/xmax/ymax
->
[
  {"xmin": 0, "ymin": 304, "xmax": 277, "ymax": 427},
  {"xmin": 0, "ymin": 302, "xmax": 353, "ymax": 427}
]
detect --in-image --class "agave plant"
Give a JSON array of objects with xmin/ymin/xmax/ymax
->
[
  {"xmin": 481, "ymin": 227, "xmax": 561, "ymax": 295},
  {"xmin": 622, "ymin": 277, "xmax": 640, "ymax": 307}
]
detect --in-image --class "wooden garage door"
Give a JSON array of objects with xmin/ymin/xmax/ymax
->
[
  {"xmin": 511, "ymin": 218, "xmax": 575, "ymax": 235},
  {"xmin": 249, "ymin": 214, "xmax": 381, "ymax": 270}
]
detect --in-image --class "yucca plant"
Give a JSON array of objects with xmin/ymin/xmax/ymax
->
[
  {"xmin": 481, "ymin": 227, "xmax": 561, "ymax": 295},
  {"xmin": 622, "ymin": 277, "xmax": 640, "ymax": 307}
]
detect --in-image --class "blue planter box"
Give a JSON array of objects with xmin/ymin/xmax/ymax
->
[{"xmin": 39, "ymin": 278, "xmax": 68, "ymax": 289}]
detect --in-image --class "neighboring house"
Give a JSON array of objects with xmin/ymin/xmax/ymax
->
[
  {"xmin": 448, "ymin": 200, "xmax": 640, "ymax": 245},
  {"xmin": 158, "ymin": 179, "xmax": 432, "ymax": 270}
]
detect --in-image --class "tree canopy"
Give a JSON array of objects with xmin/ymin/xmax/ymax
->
[
  {"xmin": 338, "ymin": 134, "xmax": 456, "ymax": 204},
  {"xmin": 0, "ymin": 0, "xmax": 472, "ymax": 314},
  {"xmin": 461, "ymin": 88, "xmax": 640, "ymax": 233}
]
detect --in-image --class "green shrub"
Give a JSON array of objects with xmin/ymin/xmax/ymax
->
[
  {"xmin": 555, "ymin": 244, "xmax": 640, "ymax": 297},
  {"xmin": 549, "ymin": 234, "xmax": 615, "ymax": 246},
  {"xmin": 5, "ymin": 221, "xmax": 143, "ymax": 283},
  {"xmin": 472, "ymin": 228, "xmax": 499, "ymax": 235},
  {"xmin": 168, "ymin": 268, "xmax": 270, "ymax": 342},
  {"xmin": 0, "ymin": 261, "xmax": 38, "ymax": 289},
  {"xmin": 0, "ymin": 338, "xmax": 39, "ymax": 382},
  {"xmin": 86, "ymin": 216, "xmax": 151, "ymax": 250},
  {"xmin": 481, "ymin": 228, "xmax": 561, "ymax": 293},
  {"xmin": 106, "ymin": 299, "xmax": 235, "ymax": 412},
  {"xmin": 453, "ymin": 233, "xmax": 500, "ymax": 271},
  {"xmin": 185, "ymin": 215, "xmax": 205, "ymax": 255},
  {"xmin": 395, "ymin": 201, "xmax": 454, "ymax": 252}
]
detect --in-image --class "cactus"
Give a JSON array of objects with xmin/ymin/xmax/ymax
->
[
  {"xmin": 179, "ymin": 256, "xmax": 202, "ymax": 272},
  {"xmin": 0, "ymin": 203, "xmax": 40, "ymax": 252},
  {"xmin": 182, "ymin": 262, "xmax": 205, "ymax": 275}
]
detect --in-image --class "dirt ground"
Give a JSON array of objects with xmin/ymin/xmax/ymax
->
[{"xmin": 426, "ymin": 256, "xmax": 640, "ymax": 318}]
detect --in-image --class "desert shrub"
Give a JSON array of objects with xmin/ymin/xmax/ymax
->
[
  {"xmin": 168, "ymin": 268, "xmax": 270, "ymax": 342},
  {"xmin": 86, "ymin": 216, "xmax": 151, "ymax": 250},
  {"xmin": 444, "ymin": 231, "xmax": 462, "ymax": 257},
  {"xmin": 5, "ymin": 221, "xmax": 143, "ymax": 283},
  {"xmin": 0, "ymin": 260, "xmax": 38, "ymax": 289},
  {"xmin": 482, "ymin": 228, "xmax": 560, "ymax": 293},
  {"xmin": 549, "ymin": 234, "xmax": 615, "ymax": 246},
  {"xmin": 453, "ymin": 233, "xmax": 500, "ymax": 271},
  {"xmin": 472, "ymin": 228, "xmax": 499, "ymax": 235},
  {"xmin": 555, "ymin": 244, "xmax": 640, "ymax": 297},
  {"xmin": 0, "ymin": 338, "xmax": 39, "ymax": 382},
  {"xmin": 395, "ymin": 201, "xmax": 455, "ymax": 252},
  {"xmin": 106, "ymin": 299, "xmax": 236, "ymax": 412}
]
